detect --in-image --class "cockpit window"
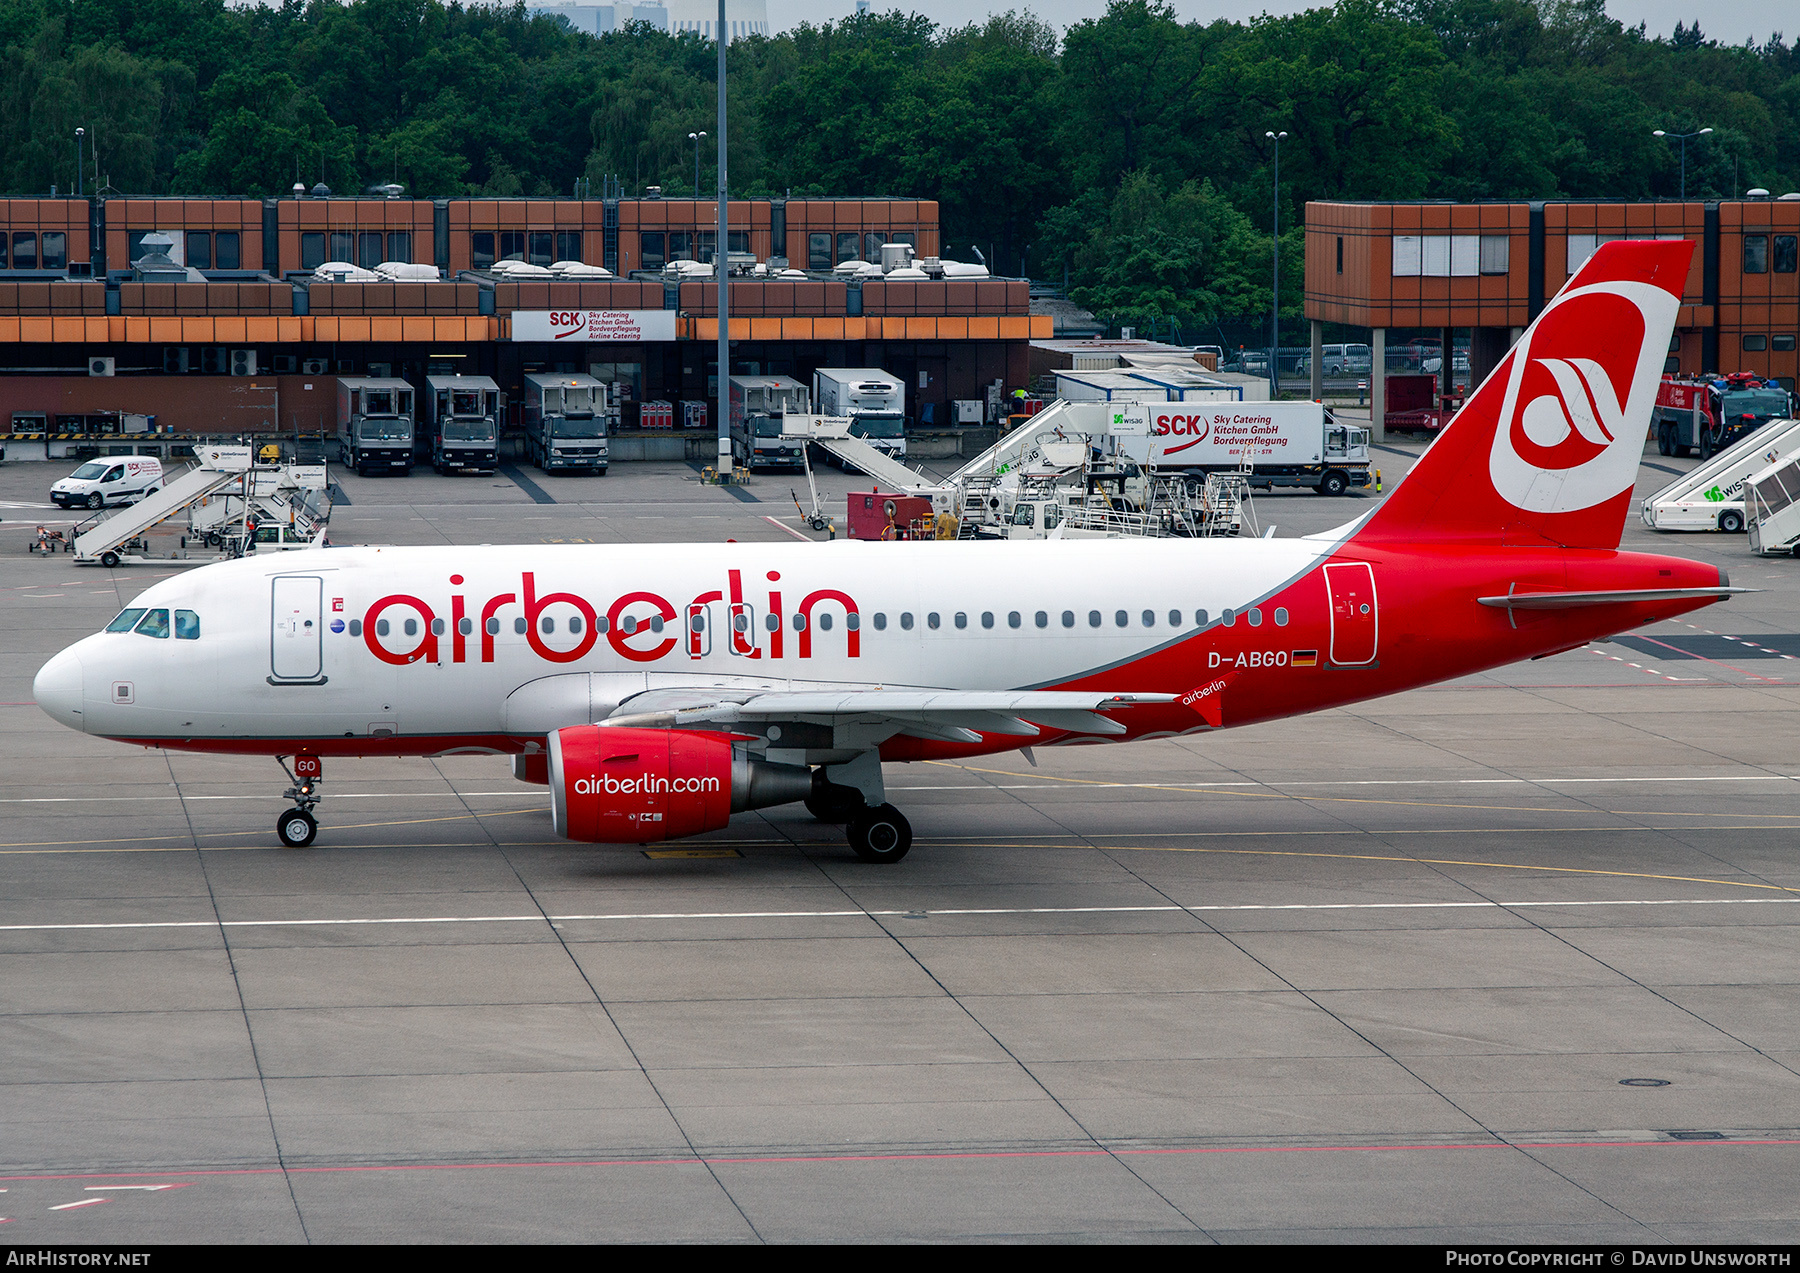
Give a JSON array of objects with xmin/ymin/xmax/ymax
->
[
  {"xmin": 175, "ymin": 610, "xmax": 200, "ymax": 640},
  {"xmin": 106, "ymin": 608, "xmax": 147, "ymax": 633},
  {"xmin": 133, "ymin": 608, "xmax": 170, "ymax": 639}
]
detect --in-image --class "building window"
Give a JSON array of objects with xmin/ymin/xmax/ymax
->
[
  {"xmin": 1744, "ymin": 334, "xmax": 1768, "ymax": 351},
  {"xmin": 728, "ymin": 230, "xmax": 749, "ymax": 255},
  {"xmin": 669, "ymin": 231, "xmax": 693, "ymax": 261},
  {"xmin": 557, "ymin": 231, "xmax": 582, "ymax": 263},
  {"xmin": 1745, "ymin": 235, "xmax": 1768, "ymax": 274},
  {"xmin": 639, "ymin": 232, "xmax": 664, "ymax": 270},
  {"xmin": 216, "ymin": 232, "xmax": 240, "ymax": 269},
  {"xmin": 1336, "ymin": 235, "xmax": 1343, "ymax": 274},
  {"xmin": 529, "ymin": 230, "xmax": 553, "ymax": 266},
  {"xmin": 12, "ymin": 232, "xmax": 36, "ymax": 269},
  {"xmin": 0, "ymin": 235, "xmax": 7, "ymax": 268},
  {"xmin": 1478, "ymin": 235, "xmax": 1509, "ymax": 274},
  {"xmin": 386, "ymin": 231, "xmax": 410, "ymax": 264},
  {"xmin": 327, "ymin": 230, "xmax": 352, "ymax": 263},
  {"xmin": 1774, "ymin": 335, "xmax": 1797, "ymax": 351},
  {"xmin": 186, "ymin": 231, "xmax": 211, "ymax": 269},
  {"xmin": 808, "ymin": 232, "xmax": 831, "ymax": 269},
  {"xmin": 864, "ymin": 232, "xmax": 885, "ymax": 262},
  {"xmin": 499, "ymin": 231, "xmax": 525, "ymax": 262},
  {"xmin": 837, "ymin": 232, "xmax": 859, "ymax": 264},
  {"xmin": 1776, "ymin": 235, "xmax": 1798, "ymax": 274},
  {"xmin": 698, "ymin": 230, "xmax": 716, "ymax": 263},
  {"xmin": 40, "ymin": 231, "xmax": 67, "ymax": 270},
  {"xmin": 357, "ymin": 232, "xmax": 380, "ymax": 269},
  {"xmin": 300, "ymin": 232, "xmax": 325, "ymax": 269},
  {"xmin": 1565, "ymin": 233, "xmax": 1624, "ymax": 275},
  {"xmin": 472, "ymin": 232, "xmax": 495, "ymax": 268}
]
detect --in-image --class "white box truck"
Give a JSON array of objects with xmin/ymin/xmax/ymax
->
[
  {"xmin": 336, "ymin": 378, "xmax": 416, "ymax": 476},
  {"xmin": 812, "ymin": 368, "xmax": 906, "ymax": 461},
  {"xmin": 1114, "ymin": 401, "xmax": 1372, "ymax": 496},
  {"xmin": 729, "ymin": 375, "xmax": 810, "ymax": 470},
  {"xmin": 523, "ymin": 373, "xmax": 608, "ymax": 474},
  {"xmin": 424, "ymin": 375, "xmax": 502, "ymax": 475}
]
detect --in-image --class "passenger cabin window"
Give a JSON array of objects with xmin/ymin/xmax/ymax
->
[
  {"xmin": 175, "ymin": 610, "xmax": 200, "ymax": 640},
  {"xmin": 134, "ymin": 608, "xmax": 170, "ymax": 639}
]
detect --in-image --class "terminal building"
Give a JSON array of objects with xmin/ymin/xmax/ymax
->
[
  {"xmin": 0, "ymin": 193, "xmax": 1047, "ymax": 458},
  {"xmin": 1304, "ymin": 196, "xmax": 1799, "ymax": 432}
]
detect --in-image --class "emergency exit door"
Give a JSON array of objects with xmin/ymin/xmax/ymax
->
[
  {"xmin": 271, "ymin": 576, "xmax": 324, "ymax": 681},
  {"xmin": 1324, "ymin": 562, "xmax": 1378, "ymax": 665}
]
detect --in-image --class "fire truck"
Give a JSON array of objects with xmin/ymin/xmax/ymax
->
[{"xmin": 1653, "ymin": 373, "xmax": 1794, "ymax": 460}]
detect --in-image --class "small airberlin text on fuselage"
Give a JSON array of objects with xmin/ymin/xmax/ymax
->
[{"xmin": 359, "ymin": 568, "xmax": 861, "ymax": 667}]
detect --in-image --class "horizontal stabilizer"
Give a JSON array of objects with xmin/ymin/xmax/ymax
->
[{"xmin": 1477, "ymin": 586, "xmax": 1750, "ymax": 611}]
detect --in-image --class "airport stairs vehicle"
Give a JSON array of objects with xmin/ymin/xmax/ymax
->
[
  {"xmin": 781, "ymin": 416, "xmax": 941, "ymax": 494},
  {"xmin": 1642, "ymin": 417, "xmax": 1800, "ymax": 533},
  {"xmin": 1746, "ymin": 450, "xmax": 1800, "ymax": 555},
  {"xmin": 73, "ymin": 447, "xmax": 255, "ymax": 567}
]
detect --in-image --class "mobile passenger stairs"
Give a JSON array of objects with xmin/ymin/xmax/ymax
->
[
  {"xmin": 72, "ymin": 446, "xmax": 331, "ymax": 567},
  {"xmin": 1746, "ymin": 446, "xmax": 1800, "ymax": 556},
  {"xmin": 1641, "ymin": 418, "xmax": 1800, "ymax": 534}
]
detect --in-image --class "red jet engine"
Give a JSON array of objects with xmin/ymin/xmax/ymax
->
[{"xmin": 547, "ymin": 725, "xmax": 813, "ymax": 843}]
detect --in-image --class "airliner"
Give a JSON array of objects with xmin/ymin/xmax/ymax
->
[{"xmin": 33, "ymin": 241, "xmax": 1737, "ymax": 862}]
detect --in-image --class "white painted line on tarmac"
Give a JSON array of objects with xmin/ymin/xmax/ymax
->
[
  {"xmin": 49, "ymin": 1198, "xmax": 108, "ymax": 1210},
  {"xmin": 1, "ymin": 896, "xmax": 1796, "ymax": 935},
  {"xmin": 762, "ymin": 515, "xmax": 812, "ymax": 542}
]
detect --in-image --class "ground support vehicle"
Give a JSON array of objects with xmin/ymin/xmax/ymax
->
[
  {"xmin": 1653, "ymin": 373, "xmax": 1794, "ymax": 460},
  {"xmin": 729, "ymin": 376, "xmax": 810, "ymax": 471},
  {"xmin": 1642, "ymin": 416, "xmax": 1800, "ymax": 533},
  {"xmin": 337, "ymin": 379, "xmax": 416, "ymax": 476},
  {"xmin": 523, "ymin": 373, "xmax": 608, "ymax": 474},
  {"xmin": 812, "ymin": 368, "xmax": 906, "ymax": 463},
  {"xmin": 51, "ymin": 456, "xmax": 163, "ymax": 510},
  {"xmin": 424, "ymin": 376, "xmax": 501, "ymax": 475},
  {"xmin": 1117, "ymin": 401, "xmax": 1372, "ymax": 496}
]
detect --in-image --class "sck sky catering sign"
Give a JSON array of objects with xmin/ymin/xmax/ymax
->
[{"xmin": 512, "ymin": 310, "xmax": 678, "ymax": 342}]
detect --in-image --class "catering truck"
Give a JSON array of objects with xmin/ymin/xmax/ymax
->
[
  {"xmin": 729, "ymin": 375, "xmax": 810, "ymax": 470},
  {"xmin": 523, "ymin": 373, "xmax": 609, "ymax": 474},
  {"xmin": 1113, "ymin": 400, "xmax": 1372, "ymax": 495},
  {"xmin": 423, "ymin": 375, "xmax": 501, "ymax": 474},
  {"xmin": 336, "ymin": 378, "xmax": 416, "ymax": 476},
  {"xmin": 811, "ymin": 368, "xmax": 906, "ymax": 461},
  {"xmin": 1653, "ymin": 372, "xmax": 1794, "ymax": 459}
]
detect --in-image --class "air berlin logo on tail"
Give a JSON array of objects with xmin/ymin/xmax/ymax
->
[{"xmin": 1487, "ymin": 279, "xmax": 1678, "ymax": 514}]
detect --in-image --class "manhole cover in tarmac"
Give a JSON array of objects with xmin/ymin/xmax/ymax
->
[
  {"xmin": 1666, "ymin": 1130, "xmax": 1727, "ymax": 1140},
  {"xmin": 1619, "ymin": 1078, "xmax": 1671, "ymax": 1087}
]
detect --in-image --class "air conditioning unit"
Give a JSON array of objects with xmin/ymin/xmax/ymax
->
[
  {"xmin": 230, "ymin": 349, "xmax": 257, "ymax": 377},
  {"xmin": 200, "ymin": 346, "xmax": 227, "ymax": 375},
  {"xmin": 367, "ymin": 362, "xmax": 392, "ymax": 378},
  {"xmin": 271, "ymin": 354, "xmax": 298, "ymax": 374},
  {"xmin": 162, "ymin": 347, "xmax": 189, "ymax": 374},
  {"xmin": 88, "ymin": 356, "xmax": 115, "ymax": 377},
  {"xmin": 303, "ymin": 358, "xmax": 329, "ymax": 375}
]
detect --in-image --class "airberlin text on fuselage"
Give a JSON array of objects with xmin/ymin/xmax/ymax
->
[{"xmin": 360, "ymin": 568, "xmax": 861, "ymax": 667}]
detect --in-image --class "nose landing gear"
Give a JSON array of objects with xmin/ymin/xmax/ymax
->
[{"xmin": 275, "ymin": 754, "xmax": 322, "ymax": 847}]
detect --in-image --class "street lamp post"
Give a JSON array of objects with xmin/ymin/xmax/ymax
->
[
  {"xmin": 1266, "ymin": 129, "xmax": 1287, "ymax": 399},
  {"xmin": 688, "ymin": 131, "xmax": 707, "ymax": 198},
  {"xmin": 1653, "ymin": 127, "xmax": 1712, "ymax": 200}
]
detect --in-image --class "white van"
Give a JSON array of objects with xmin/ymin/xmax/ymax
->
[{"xmin": 51, "ymin": 456, "xmax": 164, "ymax": 510}]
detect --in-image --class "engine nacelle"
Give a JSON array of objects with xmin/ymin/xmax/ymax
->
[
  {"xmin": 547, "ymin": 725, "xmax": 812, "ymax": 843},
  {"xmin": 511, "ymin": 752, "xmax": 549, "ymax": 785}
]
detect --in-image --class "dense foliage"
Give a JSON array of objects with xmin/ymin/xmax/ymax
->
[{"xmin": 3, "ymin": 0, "xmax": 1797, "ymax": 332}]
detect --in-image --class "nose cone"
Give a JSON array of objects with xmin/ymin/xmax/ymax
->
[{"xmin": 34, "ymin": 649, "xmax": 85, "ymax": 732}]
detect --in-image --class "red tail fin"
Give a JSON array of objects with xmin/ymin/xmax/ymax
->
[{"xmin": 1357, "ymin": 239, "xmax": 1693, "ymax": 549}]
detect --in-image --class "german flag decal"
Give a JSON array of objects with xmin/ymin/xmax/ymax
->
[{"xmin": 1291, "ymin": 650, "xmax": 1319, "ymax": 667}]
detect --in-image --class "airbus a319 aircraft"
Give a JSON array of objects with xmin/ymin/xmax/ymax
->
[{"xmin": 34, "ymin": 241, "xmax": 1739, "ymax": 862}]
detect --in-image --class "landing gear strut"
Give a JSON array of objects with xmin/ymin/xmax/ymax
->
[
  {"xmin": 275, "ymin": 754, "xmax": 322, "ymax": 847},
  {"xmin": 805, "ymin": 756, "xmax": 912, "ymax": 863}
]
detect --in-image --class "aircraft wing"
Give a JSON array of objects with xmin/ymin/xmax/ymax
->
[{"xmin": 601, "ymin": 689, "xmax": 1178, "ymax": 743}]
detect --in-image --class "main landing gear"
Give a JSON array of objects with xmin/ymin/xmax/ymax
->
[
  {"xmin": 275, "ymin": 754, "xmax": 323, "ymax": 847},
  {"xmin": 807, "ymin": 767, "xmax": 912, "ymax": 864}
]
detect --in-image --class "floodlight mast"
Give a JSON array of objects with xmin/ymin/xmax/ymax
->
[{"xmin": 715, "ymin": 0, "xmax": 732, "ymax": 477}]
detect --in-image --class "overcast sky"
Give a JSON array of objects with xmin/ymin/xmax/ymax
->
[{"xmin": 766, "ymin": 1, "xmax": 1790, "ymax": 48}]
